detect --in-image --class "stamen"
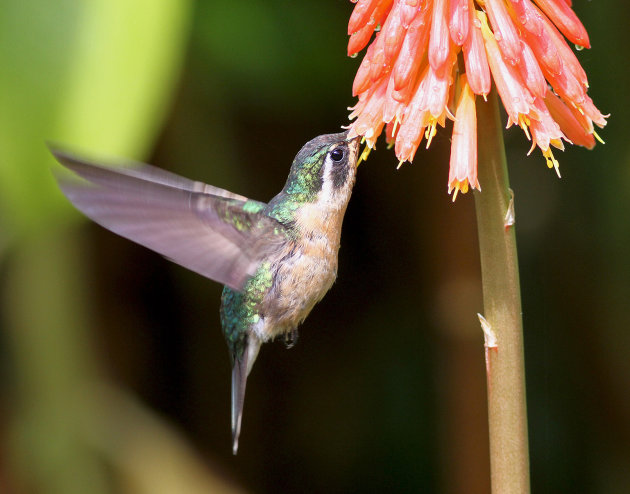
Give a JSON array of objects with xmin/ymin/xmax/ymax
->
[
  {"xmin": 357, "ymin": 145, "xmax": 372, "ymax": 166},
  {"xmin": 451, "ymin": 187, "xmax": 459, "ymax": 202},
  {"xmin": 593, "ymin": 130, "xmax": 605, "ymax": 144},
  {"xmin": 518, "ymin": 115, "xmax": 532, "ymax": 141},
  {"xmin": 425, "ymin": 121, "xmax": 438, "ymax": 148},
  {"xmin": 543, "ymin": 148, "xmax": 561, "ymax": 178}
]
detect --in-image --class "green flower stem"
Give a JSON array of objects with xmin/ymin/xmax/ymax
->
[{"xmin": 474, "ymin": 90, "xmax": 531, "ymax": 494}]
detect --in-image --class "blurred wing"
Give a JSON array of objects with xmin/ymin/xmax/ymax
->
[
  {"xmin": 52, "ymin": 148, "xmax": 286, "ymax": 291},
  {"xmin": 50, "ymin": 146, "xmax": 251, "ymax": 200}
]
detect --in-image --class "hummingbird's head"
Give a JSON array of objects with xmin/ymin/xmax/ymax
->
[{"xmin": 283, "ymin": 131, "xmax": 361, "ymax": 206}]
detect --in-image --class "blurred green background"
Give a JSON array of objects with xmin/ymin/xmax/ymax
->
[{"xmin": 0, "ymin": 1, "xmax": 628, "ymax": 493}]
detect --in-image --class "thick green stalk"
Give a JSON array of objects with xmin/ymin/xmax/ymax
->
[{"xmin": 474, "ymin": 90, "xmax": 531, "ymax": 494}]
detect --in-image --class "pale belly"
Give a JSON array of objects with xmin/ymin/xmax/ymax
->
[{"xmin": 254, "ymin": 240, "xmax": 339, "ymax": 341}]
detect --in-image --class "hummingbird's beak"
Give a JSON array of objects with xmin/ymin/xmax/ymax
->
[
  {"xmin": 346, "ymin": 135, "xmax": 362, "ymax": 168},
  {"xmin": 231, "ymin": 336, "xmax": 262, "ymax": 455}
]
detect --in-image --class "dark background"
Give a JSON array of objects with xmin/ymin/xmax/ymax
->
[{"xmin": 1, "ymin": 1, "xmax": 628, "ymax": 493}]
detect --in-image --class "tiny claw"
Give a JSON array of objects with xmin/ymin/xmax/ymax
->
[{"xmin": 284, "ymin": 328, "xmax": 299, "ymax": 349}]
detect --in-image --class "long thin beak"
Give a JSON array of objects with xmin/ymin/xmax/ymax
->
[
  {"xmin": 231, "ymin": 336, "xmax": 261, "ymax": 455},
  {"xmin": 348, "ymin": 136, "xmax": 367, "ymax": 167}
]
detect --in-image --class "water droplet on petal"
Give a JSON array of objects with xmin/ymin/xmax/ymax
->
[
  {"xmin": 473, "ymin": 18, "xmax": 481, "ymax": 28},
  {"xmin": 350, "ymin": 53, "xmax": 358, "ymax": 59},
  {"xmin": 495, "ymin": 32, "xmax": 503, "ymax": 41},
  {"xmin": 575, "ymin": 44, "xmax": 584, "ymax": 51}
]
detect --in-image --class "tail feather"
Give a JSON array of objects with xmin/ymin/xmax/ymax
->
[{"xmin": 231, "ymin": 336, "xmax": 261, "ymax": 455}]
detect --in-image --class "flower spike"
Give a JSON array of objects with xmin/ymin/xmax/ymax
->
[{"xmin": 346, "ymin": 0, "xmax": 607, "ymax": 198}]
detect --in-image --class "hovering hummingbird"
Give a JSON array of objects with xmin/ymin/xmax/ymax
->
[{"xmin": 52, "ymin": 131, "xmax": 360, "ymax": 454}]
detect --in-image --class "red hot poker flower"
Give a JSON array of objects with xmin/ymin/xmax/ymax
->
[{"xmin": 346, "ymin": 0, "xmax": 607, "ymax": 199}]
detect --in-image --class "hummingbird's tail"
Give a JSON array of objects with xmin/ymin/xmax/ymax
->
[{"xmin": 231, "ymin": 336, "xmax": 262, "ymax": 455}]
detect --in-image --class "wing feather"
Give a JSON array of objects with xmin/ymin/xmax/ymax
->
[
  {"xmin": 52, "ymin": 148, "xmax": 286, "ymax": 291},
  {"xmin": 51, "ymin": 147, "xmax": 253, "ymax": 200}
]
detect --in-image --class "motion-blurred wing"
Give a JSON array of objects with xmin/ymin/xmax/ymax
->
[
  {"xmin": 52, "ymin": 148, "xmax": 286, "ymax": 291},
  {"xmin": 51, "ymin": 146, "xmax": 251, "ymax": 200}
]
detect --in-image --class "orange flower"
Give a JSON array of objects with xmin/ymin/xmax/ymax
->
[
  {"xmin": 449, "ymin": 75, "xmax": 478, "ymax": 199},
  {"xmin": 346, "ymin": 0, "xmax": 607, "ymax": 199}
]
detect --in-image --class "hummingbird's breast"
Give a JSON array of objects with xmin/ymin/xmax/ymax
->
[{"xmin": 255, "ymin": 201, "xmax": 347, "ymax": 341}]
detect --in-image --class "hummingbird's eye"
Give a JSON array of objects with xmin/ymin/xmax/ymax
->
[{"xmin": 330, "ymin": 147, "xmax": 345, "ymax": 163}]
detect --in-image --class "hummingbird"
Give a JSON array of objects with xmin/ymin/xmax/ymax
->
[{"xmin": 52, "ymin": 131, "xmax": 361, "ymax": 454}]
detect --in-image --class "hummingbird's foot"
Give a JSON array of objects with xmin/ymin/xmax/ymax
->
[{"xmin": 283, "ymin": 328, "xmax": 299, "ymax": 349}]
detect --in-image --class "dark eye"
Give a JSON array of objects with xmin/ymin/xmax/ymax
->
[{"xmin": 330, "ymin": 148, "xmax": 345, "ymax": 162}]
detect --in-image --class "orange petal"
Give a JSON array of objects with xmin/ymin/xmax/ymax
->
[
  {"xmin": 510, "ymin": 0, "xmax": 562, "ymax": 75},
  {"xmin": 479, "ymin": 12, "xmax": 535, "ymax": 124},
  {"xmin": 544, "ymin": 63, "xmax": 585, "ymax": 108},
  {"xmin": 383, "ymin": 75, "xmax": 404, "ymax": 123},
  {"xmin": 369, "ymin": 34, "xmax": 389, "ymax": 82},
  {"xmin": 349, "ymin": 0, "xmax": 381, "ymax": 35},
  {"xmin": 510, "ymin": 0, "xmax": 544, "ymax": 37},
  {"xmin": 448, "ymin": 0, "xmax": 470, "ymax": 46},
  {"xmin": 540, "ymin": 8, "xmax": 588, "ymax": 88},
  {"xmin": 449, "ymin": 75, "xmax": 479, "ymax": 197},
  {"xmin": 578, "ymin": 94, "xmax": 608, "ymax": 129},
  {"xmin": 531, "ymin": 0, "xmax": 590, "ymax": 48},
  {"xmin": 528, "ymin": 97, "xmax": 566, "ymax": 154},
  {"xmin": 348, "ymin": 21, "xmax": 376, "ymax": 56},
  {"xmin": 419, "ymin": 54, "xmax": 456, "ymax": 118},
  {"xmin": 349, "ymin": 76, "xmax": 389, "ymax": 147},
  {"xmin": 382, "ymin": 0, "xmax": 406, "ymax": 60},
  {"xmin": 463, "ymin": 11, "xmax": 491, "ymax": 97},
  {"xmin": 485, "ymin": 0, "xmax": 522, "ymax": 64},
  {"xmin": 352, "ymin": 52, "xmax": 374, "ymax": 96},
  {"xmin": 517, "ymin": 40, "xmax": 547, "ymax": 99},
  {"xmin": 401, "ymin": 0, "xmax": 425, "ymax": 26},
  {"xmin": 544, "ymin": 91, "xmax": 595, "ymax": 148},
  {"xmin": 395, "ymin": 71, "xmax": 431, "ymax": 162},
  {"xmin": 428, "ymin": 0, "xmax": 451, "ymax": 72},
  {"xmin": 393, "ymin": 6, "xmax": 432, "ymax": 90}
]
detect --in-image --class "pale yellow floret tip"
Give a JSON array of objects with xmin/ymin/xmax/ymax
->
[
  {"xmin": 518, "ymin": 115, "xmax": 532, "ymax": 141},
  {"xmin": 425, "ymin": 121, "xmax": 438, "ymax": 149},
  {"xmin": 392, "ymin": 118, "xmax": 400, "ymax": 136},
  {"xmin": 543, "ymin": 148, "xmax": 561, "ymax": 178},
  {"xmin": 449, "ymin": 180, "xmax": 469, "ymax": 202},
  {"xmin": 357, "ymin": 145, "xmax": 372, "ymax": 166}
]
